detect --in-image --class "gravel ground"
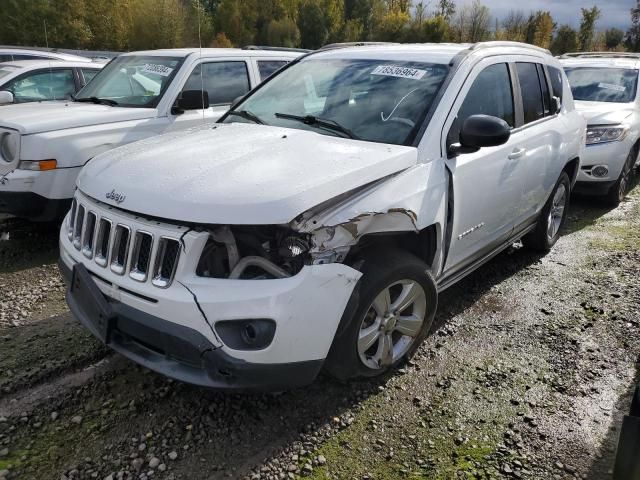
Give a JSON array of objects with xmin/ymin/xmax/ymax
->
[{"xmin": 0, "ymin": 183, "xmax": 638, "ymax": 480}]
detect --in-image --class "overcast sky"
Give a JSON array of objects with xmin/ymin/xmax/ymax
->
[{"xmin": 475, "ymin": 0, "xmax": 634, "ymax": 30}]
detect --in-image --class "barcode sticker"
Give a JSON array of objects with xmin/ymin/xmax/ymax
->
[
  {"xmin": 598, "ymin": 82, "xmax": 626, "ymax": 92},
  {"xmin": 141, "ymin": 64, "xmax": 174, "ymax": 77},
  {"xmin": 371, "ymin": 65, "xmax": 427, "ymax": 80}
]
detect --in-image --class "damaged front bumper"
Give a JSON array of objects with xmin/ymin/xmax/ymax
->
[
  {"xmin": 59, "ymin": 207, "xmax": 362, "ymax": 389},
  {"xmin": 60, "ymin": 259, "xmax": 325, "ymax": 390}
]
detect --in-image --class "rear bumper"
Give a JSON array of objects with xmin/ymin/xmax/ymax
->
[
  {"xmin": 60, "ymin": 259, "xmax": 324, "ymax": 391},
  {"xmin": 0, "ymin": 191, "xmax": 71, "ymax": 221}
]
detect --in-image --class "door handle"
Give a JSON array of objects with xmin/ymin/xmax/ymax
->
[{"xmin": 508, "ymin": 148, "xmax": 526, "ymax": 160}]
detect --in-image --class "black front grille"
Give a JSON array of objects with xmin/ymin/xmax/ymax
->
[
  {"xmin": 130, "ymin": 232, "xmax": 153, "ymax": 281},
  {"xmin": 152, "ymin": 238, "xmax": 181, "ymax": 288},
  {"xmin": 70, "ymin": 197, "xmax": 180, "ymax": 287}
]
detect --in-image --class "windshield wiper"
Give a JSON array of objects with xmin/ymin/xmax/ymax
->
[
  {"xmin": 74, "ymin": 96, "xmax": 119, "ymax": 106},
  {"xmin": 274, "ymin": 113, "xmax": 359, "ymax": 140},
  {"xmin": 226, "ymin": 109, "xmax": 264, "ymax": 124}
]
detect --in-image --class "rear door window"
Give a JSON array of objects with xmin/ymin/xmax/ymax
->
[
  {"xmin": 183, "ymin": 61, "xmax": 250, "ymax": 106},
  {"xmin": 516, "ymin": 63, "xmax": 545, "ymax": 125},
  {"xmin": 257, "ymin": 60, "xmax": 288, "ymax": 81}
]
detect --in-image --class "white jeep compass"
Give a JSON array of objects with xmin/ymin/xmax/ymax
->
[
  {"xmin": 560, "ymin": 52, "xmax": 640, "ymax": 206},
  {"xmin": 0, "ymin": 47, "xmax": 301, "ymax": 220},
  {"xmin": 56, "ymin": 42, "xmax": 585, "ymax": 390}
]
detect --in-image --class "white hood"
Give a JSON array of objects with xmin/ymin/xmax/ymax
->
[
  {"xmin": 0, "ymin": 102, "xmax": 156, "ymax": 134},
  {"xmin": 78, "ymin": 123, "xmax": 418, "ymax": 225},
  {"xmin": 574, "ymin": 100, "xmax": 634, "ymax": 126}
]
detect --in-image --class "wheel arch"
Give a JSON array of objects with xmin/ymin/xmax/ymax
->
[
  {"xmin": 563, "ymin": 157, "xmax": 580, "ymax": 187},
  {"xmin": 345, "ymin": 223, "xmax": 441, "ymax": 274}
]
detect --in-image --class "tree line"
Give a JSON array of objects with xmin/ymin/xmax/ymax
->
[{"xmin": 0, "ymin": 0, "xmax": 638, "ymax": 55}]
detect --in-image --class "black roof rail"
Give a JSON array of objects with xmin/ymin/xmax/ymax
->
[
  {"xmin": 319, "ymin": 42, "xmax": 399, "ymax": 51},
  {"xmin": 242, "ymin": 45, "xmax": 311, "ymax": 53}
]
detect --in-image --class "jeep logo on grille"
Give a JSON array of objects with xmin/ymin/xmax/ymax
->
[{"xmin": 106, "ymin": 189, "xmax": 126, "ymax": 204}]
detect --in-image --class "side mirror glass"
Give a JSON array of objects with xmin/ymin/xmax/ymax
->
[
  {"xmin": 172, "ymin": 90, "xmax": 209, "ymax": 114},
  {"xmin": 552, "ymin": 96, "xmax": 561, "ymax": 114},
  {"xmin": 0, "ymin": 91, "xmax": 14, "ymax": 105}
]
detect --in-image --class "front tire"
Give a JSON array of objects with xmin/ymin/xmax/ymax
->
[
  {"xmin": 604, "ymin": 145, "xmax": 637, "ymax": 207},
  {"xmin": 523, "ymin": 171, "xmax": 570, "ymax": 252},
  {"xmin": 324, "ymin": 250, "xmax": 437, "ymax": 381}
]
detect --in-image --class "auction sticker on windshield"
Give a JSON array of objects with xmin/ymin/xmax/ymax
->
[
  {"xmin": 371, "ymin": 65, "xmax": 427, "ymax": 80},
  {"xmin": 141, "ymin": 64, "xmax": 174, "ymax": 77},
  {"xmin": 598, "ymin": 82, "xmax": 626, "ymax": 92}
]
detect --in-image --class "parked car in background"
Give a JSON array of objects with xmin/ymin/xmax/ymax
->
[
  {"xmin": 0, "ymin": 60, "xmax": 103, "ymax": 105},
  {"xmin": 0, "ymin": 47, "xmax": 302, "ymax": 221},
  {"xmin": 57, "ymin": 42, "xmax": 585, "ymax": 391},
  {"xmin": 560, "ymin": 52, "xmax": 640, "ymax": 206},
  {"xmin": 0, "ymin": 47, "xmax": 92, "ymax": 63}
]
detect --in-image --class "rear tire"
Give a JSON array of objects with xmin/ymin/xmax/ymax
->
[
  {"xmin": 604, "ymin": 145, "xmax": 637, "ymax": 208},
  {"xmin": 324, "ymin": 250, "xmax": 437, "ymax": 381},
  {"xmin": 523, "ymin": 171, "xmax": 570, "ymax": 252}
]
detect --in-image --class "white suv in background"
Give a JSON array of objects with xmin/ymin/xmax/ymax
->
[
  {"xmin": 56, "ymin": 42, "xmax": 585, "ymax": 390},
  {"xmin": 560, "ymin": 53, "xmax": 640, "ymax": 206},
  {"xmin": 0, "ymin": 47, "xmax": 301, "ymax": 221}
]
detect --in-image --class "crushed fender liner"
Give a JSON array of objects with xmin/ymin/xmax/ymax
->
[{"xmin": 60, "ymin": 261, "xmax": 323, "ymax": 391}]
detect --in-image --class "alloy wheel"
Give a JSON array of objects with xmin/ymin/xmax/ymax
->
[
  {"xmin": 357, "ymin": 280, "xmax": 427, "ymax": 370},
  {"xmin": 547, "ymin": 183, "xmax": 567, "ymax": 241}
]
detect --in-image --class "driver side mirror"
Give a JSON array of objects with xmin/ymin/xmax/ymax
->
[
  {"xmin": 448, "ymin": 114, "xmax": 511, "ymax": 156},
  {"xmin": 0, "ymin": 91, "xmax": 14, "ymax": 105},
  {"xmin": 172, "ymin": 90, "xmax": 209, "ymax": 115},
  {"xmin": 552, "ymin": 96, "xmax": 562, "ymax": 114}
]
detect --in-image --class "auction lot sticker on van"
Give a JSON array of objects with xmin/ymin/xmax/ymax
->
[
  {"xmin": 141, "ymin": 64, "xmax": 174, "ymax": 77},
  {"xmin": 371, "ymin": 65, "xmax": 427, "ymax": 80}
]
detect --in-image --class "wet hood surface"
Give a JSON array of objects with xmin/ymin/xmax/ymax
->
[
  {"xmin": 574, "ymin": 101, "xmax": 635, "ymax": 126},
  {"xmin": 0, "ymin": 102, "xmax": 156, "ymax": 134},
  {"xmin": 78, "ymin": 123, "xmax": 418, "ymax": 225}
]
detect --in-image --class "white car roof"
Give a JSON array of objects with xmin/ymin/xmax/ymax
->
[
  {"xmin": 0, "ymin": 60, "xmax": 103, "ymax": 70},
  {"xmin": 304, "ymin": 41, "xmax": 554, "ymax": 65},
  {"xmin": 0, "ymin": 48, "xmax": 93, "ymax": 62},
  {"xmin": 559, "ymin": 52, "xmax": 640, "ymax": 69},
  {"xmin": 122, "ymin": 48, "xmax": 305, "ymax": 59}
]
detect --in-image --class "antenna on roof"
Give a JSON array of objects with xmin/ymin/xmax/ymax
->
[{"xmin": 43, "ymin": 20, "xmax": 49, "ymax": 49}]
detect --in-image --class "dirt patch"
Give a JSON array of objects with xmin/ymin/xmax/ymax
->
[{"xmin": 0, "ymin": 186, "xmax": 638, "ymax": 480}]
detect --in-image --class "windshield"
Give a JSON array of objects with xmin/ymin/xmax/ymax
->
[
  {"xmin": 564, "ymin": 67, "xmax": 639, "ymax": 103},
  {"xmin": 0, "ymin": 66, "xmax": 19, "ymax": 82},
  {"xmin": 75, "ymin": 55, "xmax": 183, "ymax": 107},
  {"xmin": 224, "ymin": 58, "xmax": 450, "ymax": 145}
]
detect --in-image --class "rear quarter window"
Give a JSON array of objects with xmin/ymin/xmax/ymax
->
[
  {"xmin": 258, "ymin": 60, "xmax": 288, "ymax": 81},
  {"xmin": 548, "ymin": 66, "xmax": 565, "ymax": 103}
]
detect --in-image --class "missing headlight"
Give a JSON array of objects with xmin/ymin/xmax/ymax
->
[{"xmin": 196, "ymin": 226, "xmax": 311, "ymax": 279}]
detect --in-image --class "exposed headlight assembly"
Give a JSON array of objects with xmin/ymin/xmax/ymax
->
[
  {"xmin": 586, "ymin": 126, "xmax": 628, "ymax": 145},
  {"xmin": 0, "ymin": 132, "xmax": 18, "ymax": 163}
]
